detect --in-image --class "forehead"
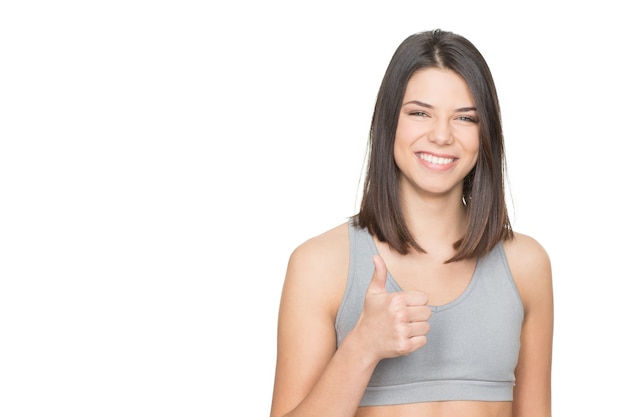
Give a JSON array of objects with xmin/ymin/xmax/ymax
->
[{"xmin": 403, "ymin": 68, "xmax": 475, "ymax": 106}]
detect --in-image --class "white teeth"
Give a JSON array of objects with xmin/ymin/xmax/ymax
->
[{"xmin": 418, "ymin": 153, "xmax": 454, "ymax": 165}]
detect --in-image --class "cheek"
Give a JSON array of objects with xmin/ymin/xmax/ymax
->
[
  {"xmin": 468, "ymin": 139, "xmax": 480, "ymax": 169},
  {"xmin": 461, "ymin": 130, "xmax": 480, "ymax": 155},
  {"xmin": 456, "ymin": 130, "xmax": 480, "ymax": 169},
  {"xmin": 394, "ymin": 119, "xmax": 420, "ymax": 151},
  {"xmin": 392, "ymin": 135, "xmax": 403, "ymax": 166},
  {"xmin": 392, "ymin": 124, "xmax": 408, "ymax": 162}
]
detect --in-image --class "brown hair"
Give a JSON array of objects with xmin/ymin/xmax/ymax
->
[{"xmin": 355, "ymin": 29, "xmax": 513, "ymax": 262}]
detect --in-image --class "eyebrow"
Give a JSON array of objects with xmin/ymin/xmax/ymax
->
[{"xmin": 403, "ymin": 100, "xmax": 477, "ymax": 113}]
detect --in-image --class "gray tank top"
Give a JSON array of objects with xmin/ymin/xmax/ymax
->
[{"xmin": 335, "ymin": 221, "xmax": 524, "ymax": 405}]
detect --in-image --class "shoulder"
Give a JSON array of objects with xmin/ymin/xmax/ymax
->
[
  {"xmin": 282, "ymin": 221, "xmax": 351, "ymax": 317},
  {"xmin": 288, "ymin": 221, "xmax": 351, "ymax": 278},
  {"xmin": 290, "ymin": 221, "xmax": 351, "ymax": 267},
  {"xmin": 502, "ymin": 232, "xmax": 551, "ymax": 272},
  {"xmin": 503, "ymin": 233, "xmax": 553, "ymax": 410},
  {"xmin": 502, "ymin": 232, "xmax": 553, "ymax": 311}
]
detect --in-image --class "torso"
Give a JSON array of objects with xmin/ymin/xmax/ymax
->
[
  {"xmin": 375, "ymin": 238, "xmax": 477, "ymax": 306},
  {"xmin": 355, "ymin": 400, "xmax": 512, "ymax": 417},
  {"xmin": 318, "ymin": 221, "xmax": 523, "ymax": 417}
]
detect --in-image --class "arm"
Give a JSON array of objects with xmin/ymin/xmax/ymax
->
[
  {"xmin": 269, "ymin": 225, "xmax": 430, "ymax": 417},
  {"xmin": 269, "ymin": 228, "xmax": 375, "ymax": 417},
  {"xmin": 505, "ymin": 233, "xmax": 554, "ymax": 417}
]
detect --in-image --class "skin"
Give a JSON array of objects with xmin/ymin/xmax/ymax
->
[{"xmin": 269, "ymin": 68, "xmax": 553, "ymax": 417}]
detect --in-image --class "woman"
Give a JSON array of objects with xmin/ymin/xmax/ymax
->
[{"xmin": 270, "ymin": 29, "xmax": 553, "ymax": 417}]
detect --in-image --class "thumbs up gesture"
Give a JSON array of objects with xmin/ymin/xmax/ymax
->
[{"xmin": 353, "ymin": 255, "xmax": 431, "ymax": 360}]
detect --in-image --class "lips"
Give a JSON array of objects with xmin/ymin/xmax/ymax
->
[{"xmin": 417, "ymin": 152, "xmax": 456, "ymax": 165}]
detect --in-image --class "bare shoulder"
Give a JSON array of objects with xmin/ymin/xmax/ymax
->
[
  {"xmin": 271, "ymin": 223, "xmax": 353, "ymax": 416},
  {"xmin": 290, "ymin": 221, "xmax": 350, "ymax": 264},
  {"xmin": 504, "ymin": 233, "xmax": 553, "ymax": 414},
  {"xmin": 283, "ymin": 221, "xmax": 351, "ymax": 317},
  {"xmin": 502, "ymin": 232, "xmax": 550, "ymax": 270},
  {"xmin": 502, "ymin": 232, "xmax": 553, "ymax": 310}
]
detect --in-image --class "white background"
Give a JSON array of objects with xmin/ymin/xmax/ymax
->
[{"xmin": 1, "ymin": 1, "xmax": 624, "ymax": 416}]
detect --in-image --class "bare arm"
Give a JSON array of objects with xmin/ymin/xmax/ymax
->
[
  {"xmin": 269, "ymin": 224, "xmax": 430, "ymax": 417},
  {"xmin": 505, "ymin": 233, "xmax": 554, "ymax": 417},
  {"xmin": 269, "ymin": 230, "xmax": 376, "ymax": 417}
]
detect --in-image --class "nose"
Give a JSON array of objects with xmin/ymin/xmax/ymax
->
[{"xmin": 427, "ymin": 118, "xmax": 453, "ymax": 146}]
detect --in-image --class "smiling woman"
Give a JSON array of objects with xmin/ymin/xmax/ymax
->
[
  {"xmin": 394, "ymin": 69, "xmax": 480, "ymax": 203},
  {"xmin": 269, "ymin": 29, "xmax": 553, "ymax": 417}
]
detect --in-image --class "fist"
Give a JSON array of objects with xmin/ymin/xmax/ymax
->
[{"xmin": 356, "ymin": 255, "xmax": 431, "ymax": 359}]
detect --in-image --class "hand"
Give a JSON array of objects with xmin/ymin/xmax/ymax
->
[{"xmin": 353, "ymin": 255, "xmax": 431, "ymax": 360}]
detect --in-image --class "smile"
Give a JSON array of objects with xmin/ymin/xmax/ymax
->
[{"xmin": 417, "ymin": 153, "xmax": 455, "ymax": 165}]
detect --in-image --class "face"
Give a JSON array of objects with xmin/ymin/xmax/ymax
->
[{"xmin": 394, "ymin": 68, "xmax": 480, "ymax": 200}]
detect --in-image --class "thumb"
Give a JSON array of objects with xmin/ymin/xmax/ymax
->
[{"xmin": 367, "ymin": 255, "xmax": 388, "ymax": 294}]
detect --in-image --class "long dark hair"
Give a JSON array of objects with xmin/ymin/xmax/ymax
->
[{"xmin": 355, "ymin": 29, "xmax": 513, "ymax": 262}]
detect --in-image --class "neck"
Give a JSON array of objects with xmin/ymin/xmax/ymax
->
[{"xmin": 400, "ymin": 188, "xmax": 468, "ymax": 254}]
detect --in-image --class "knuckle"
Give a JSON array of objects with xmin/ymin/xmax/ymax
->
[
  {"xmin": 415, "ymin": 335, "xmax": 428, "ymax": 349},
  {"xmin": 418, "ymin": 292, "xmax": 428, "ymax": 305},
  {"xmin": 395, "ymin": 309, "xmax": 408, "ymax": 322},
  {"xmin": 395, "ymin": 340, "xmax": 411, "ymax": 356},
  {"xmin": 388, "ymin": 292, "xmax": 404, "ymax": 307}
]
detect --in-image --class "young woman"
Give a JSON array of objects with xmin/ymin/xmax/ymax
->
[{"xmin": 269, "ymin": 29, "xmax": 553, "ymax": 417}]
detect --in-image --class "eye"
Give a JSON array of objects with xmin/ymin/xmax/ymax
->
[
  {"xmin": 409, "ymin": 111, "xmax": 428, "ymax": 117},
  {"xmin": 457, "ymin": 115, "xmax": 478, "ymax": 123}
]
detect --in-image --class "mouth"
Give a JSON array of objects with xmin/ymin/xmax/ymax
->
[{"xmin": 417, "ymin": 152, "xmax": 456, "ymax": 165}]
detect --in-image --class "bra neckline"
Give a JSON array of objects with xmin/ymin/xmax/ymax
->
[{"xmin": 363, "ymin": 229, "xmax": 485, "ymax": 313}]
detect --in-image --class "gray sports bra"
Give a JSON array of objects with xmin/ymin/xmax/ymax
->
[{"xmin": 335, "ymin": 221, "xmax": 524, "ymax": 405}]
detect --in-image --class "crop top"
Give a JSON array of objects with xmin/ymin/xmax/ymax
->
[{"xmin": 335, "ymin": 221, "xmax": 524, "ymax": 406}]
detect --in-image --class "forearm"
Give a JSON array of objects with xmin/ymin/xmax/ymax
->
[{"xmin": 280, "ymin": 334, "xmax": 378, "ymax": 417}]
